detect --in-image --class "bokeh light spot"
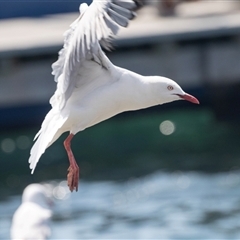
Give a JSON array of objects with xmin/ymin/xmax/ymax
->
[
  {"xmin": 159, "ymin": 120, "xmax": 175, "ymax": 135},
  {"xmin": 1, "ymin": 138, "xmax": 16, "ymax": 153},
  {"xmin": 53, "ymin": 181, "xmax": 70, "ymax": 200}
]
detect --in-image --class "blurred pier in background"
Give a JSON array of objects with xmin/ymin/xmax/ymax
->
[{"xmin": 1, "ymin": 1, "xmax": 240, "ymax": 128}]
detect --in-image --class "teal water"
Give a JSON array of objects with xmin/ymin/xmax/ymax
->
[
  {"xmin": 1, "ymin": 107, "xmax": 240, "ymax": 194},
  {"xmin": 1, "ymin": 107, "xmax": 240, "ymax": 238}
]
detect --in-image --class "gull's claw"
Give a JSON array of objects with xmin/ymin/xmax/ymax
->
[{"xmin": 67, "ymin": 165, "xmax": 79, "ymax": 192}]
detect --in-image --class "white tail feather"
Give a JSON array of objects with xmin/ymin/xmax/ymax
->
[{"xmin": 28, "ymin": 110, "xmax": 67, "ymax": 173}]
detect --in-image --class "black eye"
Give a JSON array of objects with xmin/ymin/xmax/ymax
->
[{"xmin": 167, "ymin": 85, "xmax": 174, "ymax": 91}]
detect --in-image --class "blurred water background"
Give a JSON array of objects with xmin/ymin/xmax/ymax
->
[
  {"xmin": 1, "ymin": 0, "xmax": 240, "ymax": 239},
  {"xmin": 2, "ymin": 170, "xmax": 240, "ymax": 239}
]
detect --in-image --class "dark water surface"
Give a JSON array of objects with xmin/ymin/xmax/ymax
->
[{"xmin": 1, "ymin": 108, "xmax": 240, "ymax": 189}]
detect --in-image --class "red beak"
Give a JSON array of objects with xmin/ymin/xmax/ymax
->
[{"xmin": 178, "ymin": 93, "xmax": 200, "ymax": 104}]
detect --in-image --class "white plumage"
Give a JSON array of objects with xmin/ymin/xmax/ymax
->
[
  {"xmin": 11, "ymin": 184, "xmax": 52, "ymax": 240},
  {"xmin": 28, "ymin": 0, "xmax": 199, "ymax": 192}
]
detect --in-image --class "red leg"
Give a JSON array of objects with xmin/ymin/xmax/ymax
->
[{"xmin": 63, "ymin": 133, "xmax": 79, "ymax": 192}]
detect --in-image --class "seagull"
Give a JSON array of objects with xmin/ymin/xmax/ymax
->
[
  {"xmin": 11, "ymin": 184, "xmax": 52, "ymax": 240},
  {"xmin": 28, "ymin": 0, "xmax": 199, "ymax": 192}
]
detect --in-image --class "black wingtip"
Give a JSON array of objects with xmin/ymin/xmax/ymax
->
[
  {"xmin": 134, "ymin": 0, "xmax": 144, "ymax": 10},
  {"xmin": 129, "ymin": 12, "xmax": 137, "ymax": 20}
]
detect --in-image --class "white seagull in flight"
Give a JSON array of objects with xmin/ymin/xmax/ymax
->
[{"xmin": 28, "ymin": 0, "xmax": 199, "ymax": 192}]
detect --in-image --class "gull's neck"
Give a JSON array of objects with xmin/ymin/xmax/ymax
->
[{"xmin": 119, "ymin": 70, "xmax": 162, "ymax": 111}]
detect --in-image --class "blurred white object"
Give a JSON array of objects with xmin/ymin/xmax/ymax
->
[{"xmin": 11, "ymin": 184, "xmax": 52, "ymax": 240}]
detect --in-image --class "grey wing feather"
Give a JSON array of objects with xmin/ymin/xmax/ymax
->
[
  {"xmin": 107, "ymin": 8, "xmax": 129, "ymax": 27},
  {"xmin": 113, "ymin": 0, "xmax": 138, "ymax": 9},
  {"xmin": 110, "ymin": 2, "xmax": 136, "ymax": 19},
  {"xmin": 51, "ymin": 3, "xmax": 89, "ymax": 83},
  {"xmin": 51, "ymin": 0, "xmax": 143, "ymax": 110}
]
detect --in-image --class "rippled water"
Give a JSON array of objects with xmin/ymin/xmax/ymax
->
[{"xmin": 1, "ymin": 171, "xmax": 240, "ymax": 239}]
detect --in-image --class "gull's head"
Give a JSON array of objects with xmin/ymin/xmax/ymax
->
[
  {"xmin": 22, "ymin": 184, "xmax": 53, "ymax": 208},
  {"xmin": 152, "ymin": 77, "xmax": 199, "ymax": 105}
]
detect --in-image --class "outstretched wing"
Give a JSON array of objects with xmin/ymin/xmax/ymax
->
[{"xmin": 51, "ymin": 0, "xmax": 142, "ymax": 110}]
